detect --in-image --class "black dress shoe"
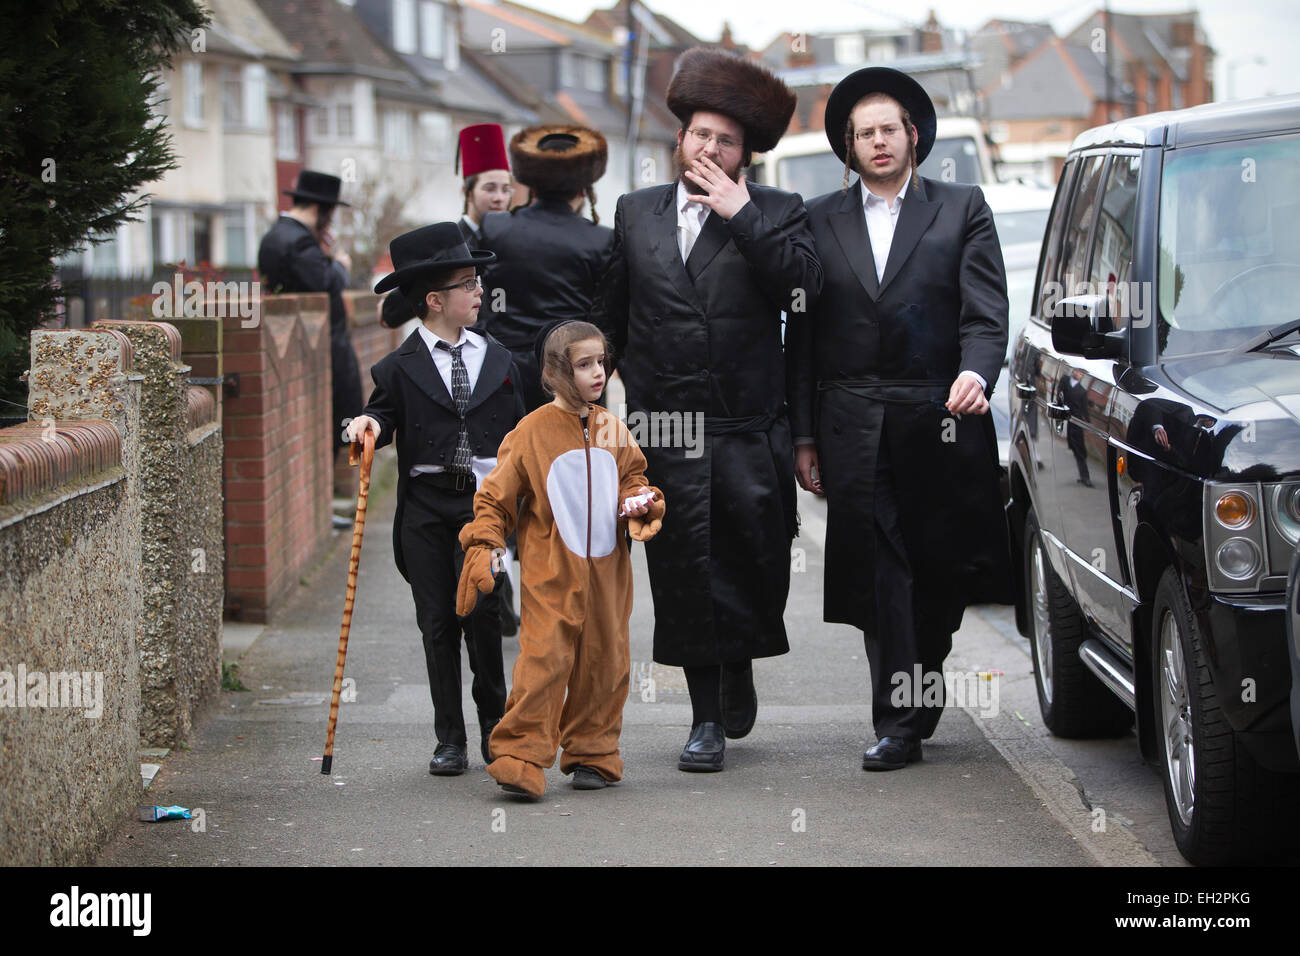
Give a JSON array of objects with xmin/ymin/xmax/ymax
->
[
  {"xmin": 861, "ymin": 736, "xmax": 922, "ymax": 771},
  {"xmin": 720, "ymin": 660, "xmax": 757, "ymax": 739},
  {"xmin": 480, "ymin": 718, "xmax": 501, "ymax": 765},
  {"xmin": 677, "ymin": 722, "xmax": 725, "ymax": 772},
  {"xmin": 428, "ymin": 743, "xmax": 468, "ymax": 776},
  {"xmin": 571, "ymin": 766, "xmax": 608, "ymax": 790}
]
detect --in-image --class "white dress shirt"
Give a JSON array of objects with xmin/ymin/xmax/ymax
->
[
  {"xmin": 676, "ymin": 181, "xmax": 710, "ymax": 262},
  {"xmin": 410, "ymin": 325, "xmax": 497, "ymax": 486},
  {"xmin": 862, "ymin": 177, "xmax": 908, "ymax": 283}
]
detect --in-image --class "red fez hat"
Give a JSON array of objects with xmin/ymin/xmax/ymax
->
[{"xmin": 457, "ymin": 124, "xmax": 510, "ymax": 178}]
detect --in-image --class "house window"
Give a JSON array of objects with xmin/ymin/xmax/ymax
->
[
  {"xmin": 613, "ymin": 55, "xmax": 627, "ymax": 98},
  {"xmin": 393, "ymin": 0, "xmax": 417, "ymax": 54},
  {"xmin": 383, "ymin": 109, "xmax": 414, "ymax": 157},
  {"xmin": 275, "ymin": 103, "xmax": 298, "ymax": 160},
  {"xmin": 445, "ymin": 27, "xmax": 459, "ymax": 70},
  {"xmin": 868, "ymin": 40, "xmax": 896, "ymax": 62},
  {"xmin": 222, "ymin": 66, "xmax": 243, "ymax": 126},
  {"xmin": 244, "ymin": 64, "xmax": 267, "ymax": 129},
  {"xmin": 420, "ymin": 1, "xmax": 443, "ymax": 59},
  {"xmin": 312, "ymin": 106, "xmax": 330, "ymax": 140},
  {"xmin": 224, "ymin": 209, "xmax": 249, "ymax": 267},
  {"xmin": 183, "ymin": 61, "xmax": 204, "ymax": 127},
  {"xmin": 584, "ymin": 56, "xmax": 606, "ymax": 92},
  {"xmin": 835, "ymin": 35, "xmax": 865, "ymax": 65},
  {"xmin": 149, "ymin": 70, "xmax": 171, "ymax": 121},
  {"xmin": 336, "ymin": 103, "xmax": 354, "ymax": 139},
  {"xmin": 559, "ymin": 51, "xmax": 576, "ymax": 88},
  {"xmin": 419, "ymin": 111, "xmax": 451, "ymax": 160}
]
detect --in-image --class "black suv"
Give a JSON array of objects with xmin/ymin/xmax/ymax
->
[{"xmin": 1005, "ymin": 93, "xmax": 1300, "ymax": 864}]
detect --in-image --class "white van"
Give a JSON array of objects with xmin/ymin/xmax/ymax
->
[{"xmin": 749, "ymin": 118, "xmax": 995, "ymax": 197}]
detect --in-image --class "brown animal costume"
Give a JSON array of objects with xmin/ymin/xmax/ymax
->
[{"xmin": 457, "ymin": 397, "xmax": 664, "ymax": 797}]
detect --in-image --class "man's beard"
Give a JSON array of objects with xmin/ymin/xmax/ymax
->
[{"xmin": 673, "ymin": 144, "xmax": 741, "ymax": 195}]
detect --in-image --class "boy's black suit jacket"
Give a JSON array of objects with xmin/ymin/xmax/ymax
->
[{"xmin": 361, "ymin": 328, "xmax": 525, "ymax": 581}]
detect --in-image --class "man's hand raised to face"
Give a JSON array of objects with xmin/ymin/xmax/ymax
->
[
  {"xmin": 945, "ymin": 372, "xmax": 989, "ymax": 415},
  {"xmin": 684, "ymin": 156, "xmax": 751, "ymax": 221}
]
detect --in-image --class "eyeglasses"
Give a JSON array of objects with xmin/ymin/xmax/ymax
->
[
  {"xmin": 435, "ymin": 275, "xmax": 483, "ymax": 293},
  {"xmin": 854, "ymin": 125, "xmax": 905, "ymax": 142},
  {"xmin": 685, "ymin": 128, "xmax": 742, "ymax": 152}
]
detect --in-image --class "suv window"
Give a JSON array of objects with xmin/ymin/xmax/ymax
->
[
  {"xmin": 1034, "ymin": 159, "xmax": 1076, "ymax": 327},
  {"xmin": 1157, "ymin": 132, "xmax": 1300, "ymax": 356},
  {"xmin": 1058, "ymin": 154, "xmax": 1108, "ymax": 300},
  {"xmin": 1088, "ymin": 154, "xmax": 1141, "ymax": 330}
]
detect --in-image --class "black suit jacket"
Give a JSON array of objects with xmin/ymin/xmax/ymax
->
[
  {"xmin": 361, "ymin": 328, "xmax": 525, "ymax": 580},
  {"xmin": 787, "ymin": 177, "xmax": 1007, "ymax": 438}
]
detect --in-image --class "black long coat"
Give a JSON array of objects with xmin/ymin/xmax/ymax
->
[
  {"xmin": 257, "ymin": 215, "xmax": 363, "ymax": 449},
  {"xmin": 592, "ymin": 182, "xmax": 822, "ymax": 666},
  {"xmin": 479, "ymin": 200, "xmax": 614, "ymax": 411},
  {"xmin": 787, "ymin": 177, "xmax": 1012, "ymax": 643}
]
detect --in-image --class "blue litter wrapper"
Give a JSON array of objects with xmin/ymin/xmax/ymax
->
[{"xmin": 137, "ymin": 805, "xmax": 192, "ymax": 822}]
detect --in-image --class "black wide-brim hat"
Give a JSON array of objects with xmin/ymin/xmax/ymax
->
[
  {"xmin": 373, "ymin": 222, "xmax": 495, "ymax": 294},
  {"xmin": 823, "ymin": 67, "xmax": 937, "ymax": 166},
  {"xmin": 283, "ymin": 169, "xmax": 351, "ymax": 207},
  {"xmin": 510, "ymin": 125, "xmax": 607, "ymax": 195}
]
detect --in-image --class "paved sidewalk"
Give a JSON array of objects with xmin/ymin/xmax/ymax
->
[{"xmin": 99, "ymin": 476, "xmax": 1105, "ymax": 866}]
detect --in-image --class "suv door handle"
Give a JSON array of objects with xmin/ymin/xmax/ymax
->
[
  {"xmin": 1046, "ymin": 402, "xmax": 1072, "ymax": 420},
  {"xmin": 1015, "ymin": 382, "xmax": 1036, "ymax": 400}
]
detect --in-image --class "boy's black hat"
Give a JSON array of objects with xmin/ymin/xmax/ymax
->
[
  {"xmin": 823, "ymin": 67, "xmax": 937, "ymax": 166},
  {"xmin": 283, "ymin": 169, "xmax": 351, "ymax": 207},
  {"xmin": 534, "ymin": 319, "xmax": 580, "ymax": 371},
  {"xmin": 374, "ymin": 222, "xmax": 495, "ymax": 294}
]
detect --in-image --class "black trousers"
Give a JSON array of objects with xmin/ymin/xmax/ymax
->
[
  {"xmin": 401, "ymin": 476, "xmax": 507, "ymax": 748},
  {"xmin": 864, "ymin": 440, "xmax": 951, "ymax": 741}
]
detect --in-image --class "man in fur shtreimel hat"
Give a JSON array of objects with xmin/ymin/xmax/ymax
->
[{"xmin": 589, "ymin": 47, "xmax": 821, "ymax": 773}]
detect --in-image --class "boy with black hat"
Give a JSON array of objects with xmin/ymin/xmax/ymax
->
[{"xmin": 345, "ymin": 223, "xmax": 526, "ymax": 776}]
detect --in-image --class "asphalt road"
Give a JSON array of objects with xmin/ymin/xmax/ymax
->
[{"xmin": 95, "ymin": 445, "xmax": 1190, "ymax": 867}]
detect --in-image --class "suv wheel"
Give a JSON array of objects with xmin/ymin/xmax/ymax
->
[
  {"xmin": 1024, "ymin": 507, "xmax": 1133, "ymax": 737},
  {"xmin": 1152, "ymin": 566, "xmax": 1300, "ymax": 864}
]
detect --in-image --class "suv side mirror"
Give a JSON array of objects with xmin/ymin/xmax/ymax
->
[{"xmin": 1052, "ymin": 294, "xmax": 1127, "ymax": 359}]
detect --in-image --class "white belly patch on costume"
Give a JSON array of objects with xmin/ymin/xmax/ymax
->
[{"xmin": 546, "ymin": 447, "xmax": 618, "ymax": 558}]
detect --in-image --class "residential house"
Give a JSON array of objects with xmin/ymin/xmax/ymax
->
[{"xmin": 457, "ymin": 0, "xmax": 675, "ymax": 221}]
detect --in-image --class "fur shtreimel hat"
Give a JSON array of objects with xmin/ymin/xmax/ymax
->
[
  {"xmin": 509, "ymin": 126, "xmax": 608, "ymax": 195},
  {"xmin": 665, "ymin": 47, "xmax": 796, "ymax": 154}
]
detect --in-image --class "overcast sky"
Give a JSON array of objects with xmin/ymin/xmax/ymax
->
[{"xmin": 523, "ymin": 0, "xmax": 1296, "ymax": 102}]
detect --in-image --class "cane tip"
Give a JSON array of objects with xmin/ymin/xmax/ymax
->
[{"xmin": 321, "ymin": 755, "xmax": 332, "ymax": 775}]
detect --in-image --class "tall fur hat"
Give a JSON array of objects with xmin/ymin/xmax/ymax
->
[
  {"xmin": 665, "ymin": 47, "xmax": 796, "ymax": 154},
  {"xmin": 509, "ymin": 125, "xmax": 607, "ymax": 195}
]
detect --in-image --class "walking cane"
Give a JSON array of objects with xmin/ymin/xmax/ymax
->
[{"xmin": 321, "ymin": 429, "xmax": 375, "ymax": 775}]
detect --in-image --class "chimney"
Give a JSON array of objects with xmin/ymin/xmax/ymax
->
[{"xmin": 921, "ymin": 9, "xmax": 943, "ymax": 53}]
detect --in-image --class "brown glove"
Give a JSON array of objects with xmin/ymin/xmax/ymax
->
[
  {"xmin": 627, "ymin": 490, "xmax": 665, "ymax": 542},
  {"xmin": 456, "ymin": 545, "xmax": 497, "ymax": 617}
]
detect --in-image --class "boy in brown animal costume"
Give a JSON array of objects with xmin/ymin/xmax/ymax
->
[{"xmin": 457, "ymin": 320, "xmax": 664, "ymax": 798}]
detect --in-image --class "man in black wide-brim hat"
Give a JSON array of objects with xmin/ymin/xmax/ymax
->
[
  {"xmin": 591, "ymin": 47, "xmax": 822, "ymax": 773},
  {"xmin": 787, "ymin": 67, "xmax": 1012, "ymax": 771},
  {"xmin": 258, "ymin": 170, "xmax": 363, "ymax": 466}
]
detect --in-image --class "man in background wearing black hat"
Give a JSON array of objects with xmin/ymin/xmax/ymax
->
[
  {"xmin": 346, "ymin": 222, "xmax": 523, "ymax": 776},
  {"xmin": 592, "ymin": 48, "xmax": 821, "ymax": 773},
  {"xmin": 258, "ymin": 170, "xmax": 364, "ymax": 490},
  {"xmin": 788, "ymin": 68, "xmax": 1011, "ymax": 771}
]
